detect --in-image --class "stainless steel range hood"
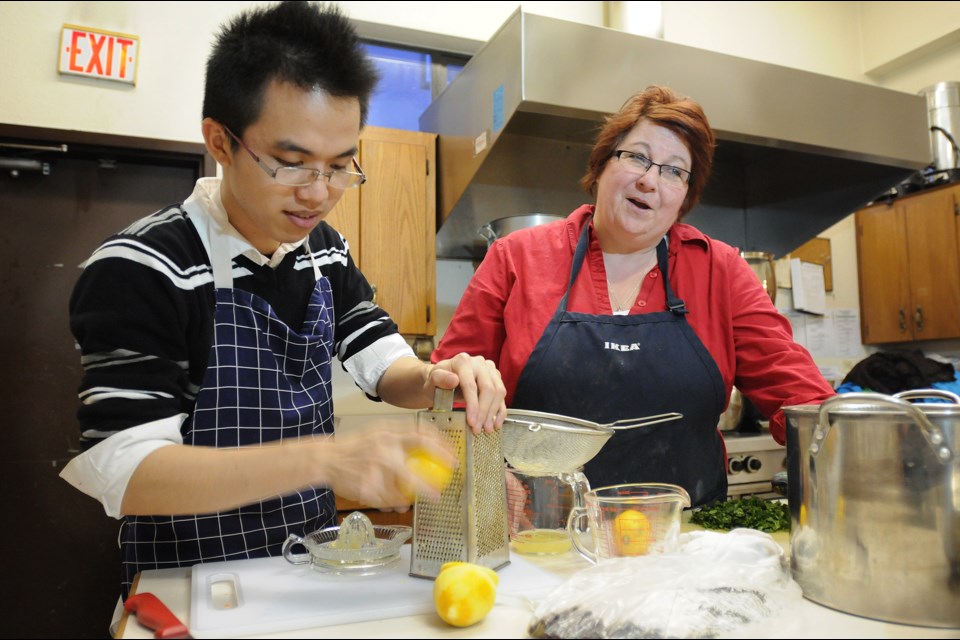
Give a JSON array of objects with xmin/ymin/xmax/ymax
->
[{"xmin": 420, "ymin": 9, "xmax": 930, "ymax": 260}]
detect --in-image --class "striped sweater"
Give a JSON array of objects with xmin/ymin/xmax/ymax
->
[{"xmin": 69, "ymin": 185, "xmax": 400, "ymax": 448}]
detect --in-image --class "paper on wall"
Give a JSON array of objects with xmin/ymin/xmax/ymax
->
[
  {"xmin": 783, "ymin": 308, "xmax": 866, "ymax": 360},
  {"xmin": 790, "ymin": 258, "xmax": 826, "ymax": 315}
]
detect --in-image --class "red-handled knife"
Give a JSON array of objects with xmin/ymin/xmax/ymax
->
[{"xmin": 124, "ymin": 592, "xmax": 193, "ymax": 639}]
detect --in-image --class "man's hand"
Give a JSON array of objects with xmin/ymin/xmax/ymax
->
[
  {"xmin": 322, "ymin": 424, "xmax": 457, "ymax": 511},
  {"xmin": 428, "ymin": 352, "xmax": 507, "ymax": 433}
]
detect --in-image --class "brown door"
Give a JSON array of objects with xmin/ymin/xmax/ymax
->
[
  {"xmin": 0, "ymin": 125, "xmax": 210, "ymax": 638},
  {"xmin": 901, "ymin": 186, "xmax": 960, "ymax": 340},
  {"xmin": 855, "ymin": 201, "xmax": 911, "ymax": 343}
]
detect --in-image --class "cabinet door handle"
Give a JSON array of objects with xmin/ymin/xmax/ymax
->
[
  {"xmin": 915, "ymin": 306, "xmax": 924, "ymax": 332},
  {"xmin": 370, "ymin": 283, "xmax": 378, "ymax": 305},
  {"xmin": 899, "ymin": 308, "xmax": 907, "ymax": 332}
]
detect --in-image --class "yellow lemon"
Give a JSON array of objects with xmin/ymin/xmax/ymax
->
[
  {"xmin": 433, "ymin": 561, "xmax": 499, "ymax": 627},
  {"xmin": 612, "ymin": 509, "xmax": 652, "ymax": 556},
  {"xmin": 403, "ymin": 448, "xmax": 455, "ymax": 500}
]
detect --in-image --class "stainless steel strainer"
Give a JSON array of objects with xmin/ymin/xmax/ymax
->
[{"xmin": 501, "ymin": 409, "xmax": 683, "ymax": 474}]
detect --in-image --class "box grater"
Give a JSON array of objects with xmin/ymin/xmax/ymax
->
[{"xmin": 409, "ymin": 388, "xmax": 510, "ymax": 578}]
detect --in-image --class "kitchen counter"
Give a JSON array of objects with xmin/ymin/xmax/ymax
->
[{"xmin": 118, "ymin": 520, "xmax": 960, "ymax": 639}]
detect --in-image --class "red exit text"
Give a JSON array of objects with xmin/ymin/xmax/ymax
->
[{"xmin": 58, "ymin": 25, "xmax": 140, "ymax": 85}]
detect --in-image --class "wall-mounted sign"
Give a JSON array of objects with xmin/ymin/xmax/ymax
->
[{"xmin": 58, "ymin": 24, "xmax": 139, "ymax": 85}]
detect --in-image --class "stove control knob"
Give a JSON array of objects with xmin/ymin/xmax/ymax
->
[
  {"xmin": 744, "ymin": 456, "xmax": 762, "ymax": 473},
  {"xmin": 728, "ymin": 456, "xmax": 745, "ymax": 474}
]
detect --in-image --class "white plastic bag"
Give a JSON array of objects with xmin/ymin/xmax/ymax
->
[{"xmin": 528, "ymin": 528, "xmax": 803, "ymax": 639}]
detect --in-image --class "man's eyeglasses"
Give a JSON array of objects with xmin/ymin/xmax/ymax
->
[
  {"xmin": 612, "ymin": 150, "xmax": 692, "ymax": 188},
  {"xmin": 223, "ymin": 125, "xmax": 366, "ymax": 189}
]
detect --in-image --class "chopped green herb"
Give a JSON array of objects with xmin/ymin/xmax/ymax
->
[{"xmin": 689, "ymin": 497, "xmax": 790, "ymax": 533}]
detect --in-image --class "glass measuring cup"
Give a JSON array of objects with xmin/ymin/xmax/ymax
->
[
  {"xmin": 505, "ymin": 467, "xmax": 590, "ymax": 554},
  {"xmin": 567, "ymin": 483, "xmax": 691, "ymax": 563}
]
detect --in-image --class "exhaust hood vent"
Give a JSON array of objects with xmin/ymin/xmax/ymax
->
[{"xmin": 420, "ymin": 10, "xmax": 930, "ymax": 260}]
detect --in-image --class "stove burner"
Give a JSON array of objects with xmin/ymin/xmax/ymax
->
[{"xmin": 722, "ymin": 432, "xmax": 785, "ymax": 499}]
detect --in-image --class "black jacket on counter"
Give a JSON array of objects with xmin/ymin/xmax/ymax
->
[{"xmin": 840, "ymin": 349, "xmax": 957, "ymax": 395}]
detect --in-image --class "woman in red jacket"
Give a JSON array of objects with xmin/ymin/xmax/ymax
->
[{"xmin": 432, "ymin": 85, "xmax": 835, "ymax": 506}]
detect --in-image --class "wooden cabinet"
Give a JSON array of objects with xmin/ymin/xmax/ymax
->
[
  {"xmin": 855, "ymin": 183, "xmax": 960, "ymax": 344},
  {"xmin": 326, "ymin": 126, "xmax": 437, "ymax": 339}
]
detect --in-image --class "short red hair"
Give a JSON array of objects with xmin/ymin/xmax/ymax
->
[{"xmin": 580, "ymin": 86, "xmax": 716, "ymax": 219}]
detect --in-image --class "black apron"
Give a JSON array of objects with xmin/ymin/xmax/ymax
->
[{"xmin": 512, "ymin": 221, "xmax": 727, "ymax": 507}]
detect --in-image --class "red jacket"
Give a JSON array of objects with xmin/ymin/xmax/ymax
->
[{"xmin": 433, "ymin": 205, "xmax": 835, "ymax": 444}]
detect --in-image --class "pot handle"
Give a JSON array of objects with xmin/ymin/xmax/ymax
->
[
  {"xmin": 559, "ymin": 470, "xmax": 591, "ymax": 510},
  {"xmin": 477, "ymin": 224, "xmax": 497, "ymax": 245},
  {"xmin": 566, "ymin": 505, "xmax": 598, "ymax": 564},
  {"xmin": 893, "ymin": 388, "xmax": 960, "ymax": 404},
  {"xmin": 813, "ymin": 392, "xmax": 953, "ymax": 463}
]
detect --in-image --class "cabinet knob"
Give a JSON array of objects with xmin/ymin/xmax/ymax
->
[
  {"xmin": 370, "ymin": 283, "xmax": 377, "ymax": 304},
  {"xmin": 899, "ymin": 308, "xmax": 907, "ymax": 332},
  {"xmin": 916, "ymin": 306, "xmax": 924, "ymax": 332}
]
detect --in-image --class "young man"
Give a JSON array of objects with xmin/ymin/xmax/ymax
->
[{"xmin": 61, "ymin": 1, "xmax": 506, "ymax": 599}]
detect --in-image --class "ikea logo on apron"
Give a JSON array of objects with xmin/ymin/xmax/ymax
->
[{"xmin": 604, "ymin": 341, "xmax": 641, "ymax": 351}]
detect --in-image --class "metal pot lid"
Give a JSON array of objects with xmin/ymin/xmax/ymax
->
[
  {"xmin": 785, "ymin": 401, "xmax": 960, "ymax": 416},
  {"xmin": 787, "ymin": 388, "xmax": 960, "ymax": 414},
  {"xmin": 788, "ymin": 392, "xmax": 956, "ymax": 462}
]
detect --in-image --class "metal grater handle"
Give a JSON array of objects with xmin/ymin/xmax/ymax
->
[{"xmin": 432, "ymin": 387, "xmax": 455, "ymax": 412}]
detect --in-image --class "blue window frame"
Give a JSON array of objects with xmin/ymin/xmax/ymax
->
[{"xmin": 362, "ymin": 42, "xmax": 467, "ymax": 131}]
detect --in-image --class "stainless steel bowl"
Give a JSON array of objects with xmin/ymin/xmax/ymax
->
[{"xmin": 477, "ymin": 214, "xmax": 566, "ymax": 246}]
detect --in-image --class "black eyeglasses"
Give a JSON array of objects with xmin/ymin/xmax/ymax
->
[
  {"xmin": 223, "ymin": 125, "xmax": 366, "ymax": 189},
  {"xmin": 612, "ymin": 150, "xmax": 692, "ymax": 188}
]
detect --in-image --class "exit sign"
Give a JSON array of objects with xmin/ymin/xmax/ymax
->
[{"xmin": 58, "ymin": 24, "xmax": 139, "ymax": 85}]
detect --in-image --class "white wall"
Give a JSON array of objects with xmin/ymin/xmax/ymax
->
[
  {"xmin": 662, "ymin": 1, "xmax": 867, "ymax": 82},
  {"xmin": 660, "ymin": 1, "xmax": 960, "ymax": 93},
  {"xmin": 859, "ymin": 1, "xmax": 960, "ymax": 79},
  {"xmin": 4, "ymin": 1, "xmax": 959, "ymax": 414}
]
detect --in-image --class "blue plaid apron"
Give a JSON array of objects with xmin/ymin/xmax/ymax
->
[{"xmin": 118, "ymin": 222, "xmax": 336, "ymax": 597}]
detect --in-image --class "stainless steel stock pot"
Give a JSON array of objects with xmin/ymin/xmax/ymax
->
[{"xmin": 784, "ymin": 391, "xmax": 959, "ymax": 628}]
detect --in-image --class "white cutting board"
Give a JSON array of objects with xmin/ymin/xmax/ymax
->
[{"xmin": 189, "ymin": 546, "xmax": 566, "ymax": 638}]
